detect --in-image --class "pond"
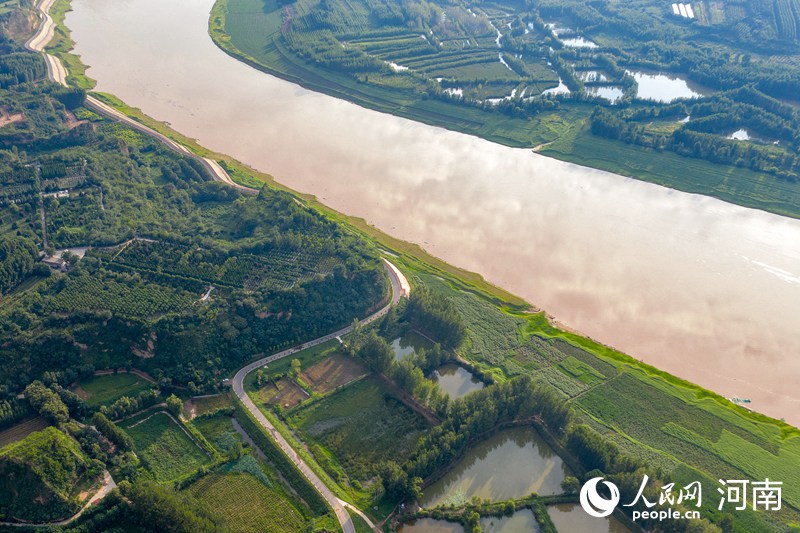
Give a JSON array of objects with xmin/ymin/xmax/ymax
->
[
  {"xmin": 577, "ymin": 70, "xmax": 608, "ymax": 82},
  {"xmin": 547, "ymin": 503, "xmax": 631, "ymax": 532},
  {"xmin": 587, "ymin": 86, "xmax": 625, "ymax": 103},
  {"xmin": 398, "ymin": 518, "xmax": 464, "ymax": 532},
  {"xmin": 561, "ymin": 36, "xmax": 599, "ymax": 48},
  {"xmin": 432, "ymin": 363, "xmax": 484, "ymax": 399},
  {"xmin": 627, "ymin": 70, "xmax": 709, "ymax": 103},
  {"xmin": 419, "ymin": 427, "xmax": 570, "ymax": 508},
  {"xmin": 481, "ymin": 509, "xmax": 540, "ymax": 532},
  {"xmin": 541, "ymin": 78, "xmax": 571, "ymax": 96},
  {"xmin": 390, "ymin": 331, "xmax": 434, "ymax": 360}
]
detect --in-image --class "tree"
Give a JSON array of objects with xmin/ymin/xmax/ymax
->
[
  {"xmin": 291, "ymin": 358, "xmax": 301, "ymax": 377},
  {"xmin": 166, "ymin": 394, "xmax": 182, "ymax": 417},
  {"xmin": 24, "ymin": 381, "xmax": 69, "ymax": 425},
  {"xmin": 561, "ymin": 475, "xmax": 580, "ymax": 495},
  {"xmin": 356, "ymin": 331, "xmax": 394, "ymax": 373}
]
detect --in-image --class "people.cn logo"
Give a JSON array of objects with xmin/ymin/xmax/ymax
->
[{"xmin": 580, "ymin": 477, "xmax": 621, "ymax": 518}]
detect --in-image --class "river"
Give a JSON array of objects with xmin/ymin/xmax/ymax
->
[{"xmin": 66, "ymin": 0, "xmax": 800, "ymax": 424}]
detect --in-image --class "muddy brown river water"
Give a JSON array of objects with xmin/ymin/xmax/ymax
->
[{"xmin": 66, "ymin": 0, "xmax": 800, "ymax": 424}]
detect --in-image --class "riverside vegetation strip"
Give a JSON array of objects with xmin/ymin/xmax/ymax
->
[
  {"xmin": 210, "ymin": 0, "xmax": 800, "ymax": 219},
  {"xmin": 0, "ymin": 0, "xmax": 798, "ymax": 531}
]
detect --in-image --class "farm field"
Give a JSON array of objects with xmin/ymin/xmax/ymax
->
[
  {"xmin": 300, "ymin": 352, "xmax": 367, "ymax": 394},
  {"xmin": 258, "ymin": 377, "xmax": 309, "ymax": 409},
  {"xmin": 45, "ymin": 271, "xmax": 197, "ymax": 318},
  {"xmin": 0, "ymin": 417, "xmax": 49, "ymax": 448},
  {"xmin": 287, "ymin": 377, "xmax": 429, "ymax": 481},
  {"xmin": 186, "ymin": 472, "xmax": 306, "ymax": 533},
  {"xmin": 184, "ymin": 393, "xmax": 233, "ymax": 419},
  {"xmin": 402, "ymin": 258, "xmax": 798, "ymax": 530},
  {"xmin": 193, "ymin": 413, "xmax": 241, "ymax": 454},
  {"xmin": 122, "ymin": 411, "xmax": 212, "ymax": 482},
  {"xmin": 214, "ymin": 0, "xmax": 800, "ymax": 219},
  {"xmin": 72, "ymin": 373, "xmax": 153, "ymax": 407}
]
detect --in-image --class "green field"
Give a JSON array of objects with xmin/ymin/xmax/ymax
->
[
  {"xmin": 186, "ymin": 472, "xmax": 306, "ymax": 532},
  {"xmin": 73, "ymin": 373, "xmax": 153, "ymax": 407},
  {"xmin": 287, "ymin": 377, "xmax": 429, "ymax": 481},
  {"xmin": 122, "ymin": 411, "xmax": 212, "ymax": 482},
  {"xmin": 186, "ymin": 393, "xmax": 233, "ymax": 418},
  {"xmin": 402, "ymin": 262, "xmax": 800, "ymax": 530},
  {"xmin": 193, "ymin": 413, "xmax": 241, "ymax": 455},
  {"xmin": 213, "ymin": 0, "xmax": 800, "ymax": 219},
  {"xmin": 46, "ymin": 272, "xmax": 197, "ymax": 318}
]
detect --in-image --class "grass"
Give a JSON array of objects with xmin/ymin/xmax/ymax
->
[
  {"xmin": 288, "ymin": 377, "xmax": 429, "ymax": 481},
  {"xmin": 45, "ymin": 0, "xmax": 95, "ymax": 90},
  {"xmin": 185, "ymin": 393, "xmax": 233, "ymax": 418},
  {"xmin": 347, "ymin": 508, "xmax": 373, "ymax": 533},
  {"xmin": 72, "ymin": 373, "xmax": 152, "ymax": 407},
  {"xmin": 186, "ymin": 472, "xmax": 306, "ymax": 532},
  {"xmin": 193, "ymin": 413, "xmax": 240, "ymax": 455},
  {"xmin": 122, "ymin": 411, "xmax": 211, "ymax": 483}
]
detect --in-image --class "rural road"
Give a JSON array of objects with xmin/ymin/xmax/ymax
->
[
  {"xmin": 233, "ymin": 258, "xmax": 409, "ymax": 533},
  {"xmin": 25, "ymin": 2, "xmax": 413, "ymax": 530},
  {"xmin": 25, "ymin": 0, "xmax": 255, "ymax": 193},
  {"xmin": 0, "ymin": 470, "xmax": 116, "ymax": 528}
]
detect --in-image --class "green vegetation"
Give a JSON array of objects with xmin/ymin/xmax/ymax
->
[
  {"xmin": 45, "ymin": 0, "xmax": 95, "ymax": 89},
  {"xmin": 73, "ymin": 373, "xmax": 153, "ymax": 407},
  {"xmin": 213, "ymin": 0, "xmax": 800, "ymax": 218},
  {"xmin": 186, "ymin": 472, "xmax": 306, "ymax": 533},
  {"xmin": 2, "ymin": 0, "xmax": 798, "ymax": 529},
  {"xmin": 0, "ymin": 427, "xmax": 97, "ymax": 522},
  {"xmin": 121, "ymin": 411, "xmax": 212, "ymax": 483},
  {"xmin": 232, "ymin": 396, "xmax": 333, "ymax": 518},
  {"xmin": 288, "ymin": 376, "xmax": 429, "ymax": 482}
]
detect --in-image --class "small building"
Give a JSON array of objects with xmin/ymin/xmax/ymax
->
[{"xmin": 42, "ymin": 256, "xmax": 66, "ymax": 271}]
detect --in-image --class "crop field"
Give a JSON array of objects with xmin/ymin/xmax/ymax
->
[
  {"xmin": 540, "ymin": 116, "xmax": 800, "ymax": 220},
  {"xmin": 187, "ymin": 473, "xmax": 306, "ymax": 532},
  {"xmin": 193, "ymin": 413, "xmax": 241, "ymax": 454},
  {"xmin": 95, "ymin": 239, "xmax": 336, "ymax": 292},
  {"xmin": 406, "ymin": 268, "xmax": 800, "ymax": 527},
  {"xmin": 288, "ymin": 377, "xmax": 428, "ymax": 480},
  {"xmin": 122, "ymin": 411, "xmax": 211, "ymax": 482},
  {"xmin": 72, "ymin": 373, "xmax": 152, "ymax": 407},
  {"xmin": 184, "ymin": 393, "xmax": 232, "ymax": 418},
  {"xmin": 0, "ymin": 417, "xmax": 49, "ymax": 448},
  {"xmin": 45, "ymin": 272, "xmax": 196, "ymax": 318},
  {"xmin": 258, "ymin": 377, "xmax": 309, "ymax": 409},
  {"xmin": 300, "ymin": 353, "xmax": 366, "ymax": 394}
]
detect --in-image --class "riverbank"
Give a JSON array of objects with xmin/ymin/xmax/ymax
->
[
  {"xmin": 49, "ymin": 0, "xmax": 800, "ymax": 425},
  {"xmin": 21, "ymin": 1, "xmax": 800, "ymax": 530},
  {"xmin": 209, "ymin": 0, "xmax": 800, "ymax": 221}
]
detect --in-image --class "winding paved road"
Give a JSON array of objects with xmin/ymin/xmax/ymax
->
[
  {"xmin": 233, "ymin": 258, "xmax": 408, "ymax": 533},
  {"xmin": 25, "ymin": 2, "xmax": 412, "ymax": 530},
  {"xmin": 25, "ymin": 0, "xmax": 255, "ymax": 193}
]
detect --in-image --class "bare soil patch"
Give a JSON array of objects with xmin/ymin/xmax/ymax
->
[
  {"xmin": 259, "ymin": 378, "xmax": 308, "ymax": 409},
  {"xmin": 301, "ymin": 353, "xmax": 366, "ymax": 394}
]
